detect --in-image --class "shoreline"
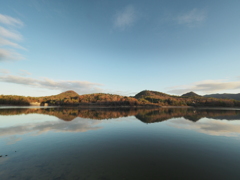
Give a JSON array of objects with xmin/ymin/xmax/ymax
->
[{"xmin": 1, "ymin": 105, "xmax": 240, "ymax": 110}]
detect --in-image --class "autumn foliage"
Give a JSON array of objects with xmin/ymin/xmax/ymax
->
[{"xmin": 1, "ymin": 90, "xmax": 240, "ymax": 107}]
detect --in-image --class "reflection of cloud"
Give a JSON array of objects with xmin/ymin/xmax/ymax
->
[
  {"xmin": 6, "ymin": 135, "xmax": 22, "ymax": 145},
  {"xmin": 169, "ymin": 118, "xmax": 240, "ymax": 137},
  {"xmin": 114, "ymin": 5, "xmax": 137, "ymax": 30},
  {"xmin": 167, "ymin": 79, "xmax": 240, "ymax": 95},
  {"xmin": 0, "ymin": 155, "xmax": 9, "ymax": 165},
  {"xmin": 0, "ymin": 118, "xmax": 102, "ymax": 144},
  {"xmin": 0, "ymin": 74, "xmax": 103, "ymax": 94},
  {"xmin": 176, "ymin": 8, "xmax": 206, "ymax": 27}
]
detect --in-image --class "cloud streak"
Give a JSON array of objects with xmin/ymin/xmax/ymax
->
[
  {"xmin": 18, "ymin": 70, "xmax": 32, "ymax": 76},
  {"xmin": 167, "ymin": 79, "xmax": 240, "ymax": 95},
  {"xmin": 176, "ymin": 8, "xmax": 206, "ymax": 27},
  {"xmin": 0, "ymin": 26, "xmax": 22, "ymax": 41},
  {"xmin": 0, "ymin": 37, "xmax": 25, "ymax": 50},
  {"xmin": 0, "ymin": 14, "xmax": 23, "ymax": 27},
  {"xmin": 0, "ymin": 74, "xmax": 103, "ymax": 94},
  {"xmin": 114, "ymin": 5, "xmax": 137, "ymax": 30},
  {"xmin": 0, "ymin": 69, "xmax": 10, "ymax": 74},
  {"xmin": 0, "ymin": 49, "xmax": 24, "ymax": 61},
  {"xmin": 0, "ymin": 14, "xmax": 25, "ymax": 61}
]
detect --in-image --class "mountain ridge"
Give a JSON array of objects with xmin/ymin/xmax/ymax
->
[{"xmin": 204, "ymin": 93, "xmax": 240, "ymax": 101}]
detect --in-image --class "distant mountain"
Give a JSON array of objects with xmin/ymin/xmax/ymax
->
[
  {"xmin": 181, "ymin": 92, "xmax": 201, "ymax": 97},
  {"xmin": 204, "ymin": 93, "xmax": 240, "ymax": 101}
]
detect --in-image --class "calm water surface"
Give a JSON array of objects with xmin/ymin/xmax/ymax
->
[{"xmin": 0, "ymin": 107, "xmax": 240, "ymax": 180}]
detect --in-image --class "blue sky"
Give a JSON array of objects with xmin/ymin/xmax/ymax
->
[{"xmin": 0, "ymin": 0, "xmax": 240, "ymax": 96}]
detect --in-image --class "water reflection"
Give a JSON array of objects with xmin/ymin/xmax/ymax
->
[
  {"xmin": 1, "ymin": 107, "xmax": 240, "ymax": 122},
  {"xmin": 0, "ymin": 118, "xmax": 101, "ymax": 139},
  {"xmin": 169, "ymin": 118, "xmax": 240, "ymax": 137},
  {"xmin": 1, "ymin": 107, "xmax": 240, "ymax": 143},
  {"xmin": 1, "ymin": 107, "xmax": 240, "ymax": 180}
]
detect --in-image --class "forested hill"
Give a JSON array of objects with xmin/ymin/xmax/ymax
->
[
  {"xmin": 133, "ymin": 90, "xmax": 240, "ymax": 107},
  {"xmin": 1, "ymin": 90, "xmax": 240, "ymax": 107},
  {"xmin": 204, "ymin": 93, "xmax": 240, "ymax": 101}
]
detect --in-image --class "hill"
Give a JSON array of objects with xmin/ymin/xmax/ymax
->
[
  {"xmin": 134, "ymin": 90, "xmax": 171, "ymax": 99},
  {"xmin": 58, "ymin": 90, "xmax": 79, "ymax": 97},
  {"xmin": 204, "ymin": 93, "xmax": 240, "ymax": 101},
  {"xmin": 134, "ymin": 90, "xmax": 187, "ymax": 106},
  {"xmin": 181, "ymin": 92, "xmax": 201, "ymax": 97},
  {"xmin": 78, "ymin": 93, "xmax": 140, "ymax": 106}
]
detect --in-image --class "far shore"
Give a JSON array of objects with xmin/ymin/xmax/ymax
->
[{"xmin": 1, "ymin": 104, "xmax": 240, "ymax": 110}]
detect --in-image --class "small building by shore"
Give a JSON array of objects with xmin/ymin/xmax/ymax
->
[{"xmin": 30, "ymin": 102, "xmax": 41, "ymax": 106}]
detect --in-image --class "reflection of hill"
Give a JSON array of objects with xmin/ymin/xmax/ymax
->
[
  {"xmin": 1, "ymin": 107, "xmax": 240, "ymax": 122},
  {"xmin": 0, "ymin": 108, "xmax": 78, "ymax": 121},
  {"xmin": 0, "ymin": 108, "xmax": 150, "ymax": 121},
  {"xmin": 76, "ymin": 108, "xmax": 141, "ymax": 120},
  {"xmin": 135, "ymin": 108, "xmax": 240, "ymax": 123},
  {"xmin": 136, "ymin": 108, "xmax": 195, "ymax": 123}
]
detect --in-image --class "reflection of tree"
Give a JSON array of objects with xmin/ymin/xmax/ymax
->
[
  {"xmin": 0, "ymin": 108, "xmax": 150, "ymax": 121},
  {"xmin": 0, "ymin": 108, "xmax": 78, "ymax": 121},
  {"xmin": 1, "ymin": 108, "xmax": 240, "ymax": 122}
]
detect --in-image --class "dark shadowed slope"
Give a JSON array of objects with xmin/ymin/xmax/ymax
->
[
  {"xmin": 181, "ymin": 92, "xmax": 201, "ymax": 97},
  {"xmin": 204, "ymin": 93, "xmax": 240, "ymax": 101}
]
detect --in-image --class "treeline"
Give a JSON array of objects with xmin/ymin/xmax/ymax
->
[
  {"xmin": 1, "ymin": 90, "xmax": 240, "ymax": 107},
  {"xmin": 0, "ymin": 91, "xmax": 142, "ymax": 107},
  {"xmin": 0, "ymin": 95, "xmax": 30, "ymax": 105}
]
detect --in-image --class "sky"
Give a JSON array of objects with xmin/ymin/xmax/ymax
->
[{"xmin": 0, "ymin": 0, "xmax": 240, "ymax": 97}]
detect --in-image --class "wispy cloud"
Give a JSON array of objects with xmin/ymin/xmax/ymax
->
[
  {"xmin": 167, "ymin": 79, "xmax": 240, "ymax": 95},
  {"xmin": 0, "ymin": 14, "xmax": 23, "ymax": 27},
  {"xmin": 0, "ymin": 49, "xmax": 24, "ymax": 61},
  {"xmin": 176, "ymin": 8, "xmax": 207, "ymax": 27},
  {"xmin": 0, "ymin": 74, "xmax": 103, "ymax": 94},
  {"xmin": 18, "ymin": 70, "xmax": 32, "ymax": 76},
  {"xmin": 0, "ymin": 27, "xmax": 22, "ymax": 41},
  {"xmin": 0, "ymin": 69, "xmax": 10, "ymax": 74},
  {"xmin": 0, "ymin": 37, "xmax": 25, "ymax": 50},
  {"xmin": 113, "ymin": 5, "xmax": 137, "ymax": 30},
  {"xmin": 0, "ymin": 14, "xmax": 25, "ymax": 61}
]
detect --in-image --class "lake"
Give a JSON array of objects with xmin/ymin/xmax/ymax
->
[{"xmin": 1, "ymin": 107, "xmax": 240, "ymax": 180}]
